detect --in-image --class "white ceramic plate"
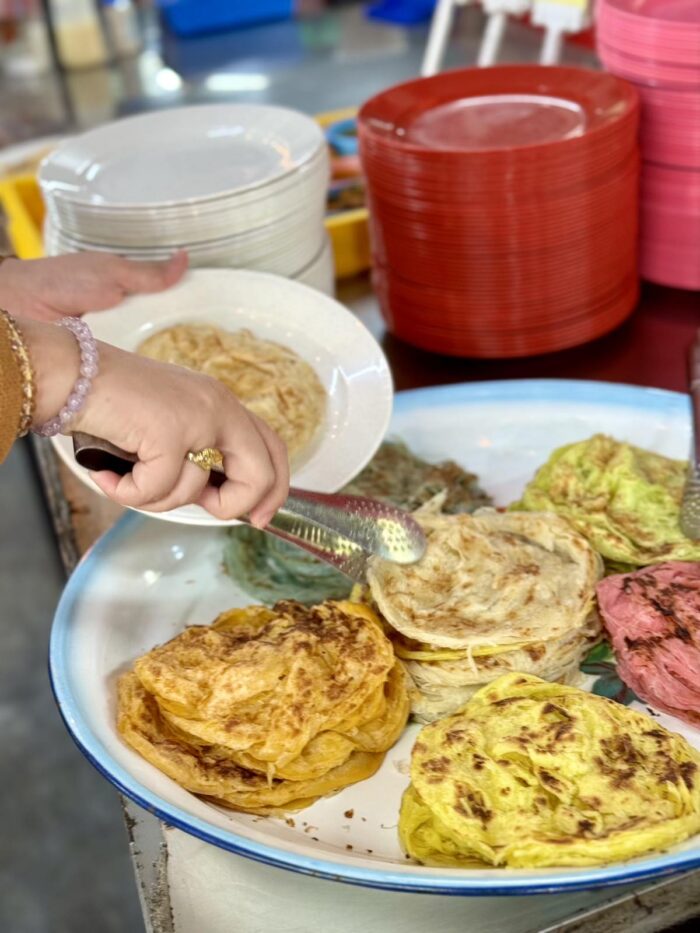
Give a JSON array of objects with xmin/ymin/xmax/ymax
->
[
  {"xmin": 50, "ymin": 269, "xmax": 392, "ymax": 525},
  {"xmin": 294, "ymin": 235, "xmax": 335, "ymax": 295},
  {"xmin": 51, "ymin": 379, "xmax": 700, "ymax": 894},
  {"xmin": 48, "ymin": 199, "xmax": 326, "ymax": 255},
  {"xmin": 0, "ymin": 134, "xmax": 63, "ymax": 176},
  {"xmin": 44, "ymin": 223, "xmax": 334, "ymax": 290},
  {"xmin": 39, "ymin": 104, "xmax": 324, "ymax": 209},
  {"xmin": 44, "ymin": 147, "xmax": 330, "ymax": 249},
  {"xmin": 46, "ymin": 212, "xmax": 327, "ymax": 278}
]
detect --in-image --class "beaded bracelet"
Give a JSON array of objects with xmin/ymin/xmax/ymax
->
[
  {"xmin": 0, "ymin": 309, "xmax": 37, "ymax": 438},
  {"xmin": 34, "ymin": 317, "xmax": 99, "ymax": 437}
]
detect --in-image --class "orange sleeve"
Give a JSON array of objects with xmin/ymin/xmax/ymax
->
[{"xmin": 0, "ymin": 319, "xmax": 23, "ymax": 462}]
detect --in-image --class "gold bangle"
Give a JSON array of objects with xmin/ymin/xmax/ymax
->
[{"xmin": 0, "ymin": 309, "xmax": 36, "ymax": 438}]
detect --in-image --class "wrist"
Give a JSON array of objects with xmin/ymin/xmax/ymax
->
[
  {"xmin": 69, "ymin": 339, "xmax": 119, "ymax": 436},
  {"xmin": 37, "ymin": 318, "xmax": 101, "ymax": 436},
  {"xmin": 19, "ymin": 317, "xmax": 81, "ymax": 425},
  {"xmin": 0, "ymin": 257, "xmax": 24, "ymax": 309},
  {"xmin": 22, "ymin": 316, "xmax": 113, "ymax": 436}
]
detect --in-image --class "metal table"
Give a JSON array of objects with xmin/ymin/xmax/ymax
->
[{"xmin": 32, "ymin": 277, "xmax": 700, "ymax": 933}]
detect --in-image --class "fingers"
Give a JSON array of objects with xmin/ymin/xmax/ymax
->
[
  {"xmin": 116, "ymin": 251, "xmax": 188, "ymax": 296},
  {"xmin": 87, "ymin": 469, "xmax": 123, "ymax": 500},
  {"xmin": 93, "ymin": 427, "xmax": 287, "ymax": 520},
  {"xmin": 197, "ymin": 407, "xmax": 284, "ymax": 523},
  {"xmin": 197, "ymin": 451, "xmax": 274, "ymax": 523},
  {"xmin": 137, "ymin": 459, "xmax": 210, "ymax": 513},
  {"xmin": 88, "ymin": 456, "xmax": 209, "ymax": 514},
  {"xmin": 246, "ymin": 415, "xmax": 290, "ymax": 527},
  {"xmin": 84, "ymin": 363, "xmax": 289, "ymax": 520},
  {"xmin": 90, "ymin": 446, "xmax": 185, "ymax": 508}
]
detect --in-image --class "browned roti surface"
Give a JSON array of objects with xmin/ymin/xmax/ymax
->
[{"xmin": 118, "ymin": 600, "xmax": 410, "ymax": 813}]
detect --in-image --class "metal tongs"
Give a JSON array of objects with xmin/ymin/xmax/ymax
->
[
  {"xmin": 681, "ymin": 336, "xmax": 700, "ymax": 540},
  {"xmin": 71, "ymin": 433, "xmax": 427, "ymax": 582}
]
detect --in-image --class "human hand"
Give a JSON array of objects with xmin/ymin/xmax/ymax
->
[
  {"xmin": 0, "ymin": 251, "xmax": 188, "ymax": 323},
  {"xmin": 23, "ymin": 317, "xmax": 289, "ymax": 525}
]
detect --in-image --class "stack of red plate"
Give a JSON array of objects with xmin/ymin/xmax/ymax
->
[
  {"xmin": 598, "ymin": 0, "xmax": 700, "ymax": 290},
  {"xmin": 358, "ymin": 66, "xmax": 640, "ymax": 358}
]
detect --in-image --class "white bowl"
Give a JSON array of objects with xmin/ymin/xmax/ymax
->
[
  {"xmin": 50, "ymin": 269, "xmax": 392, "ymax": 526},
  {"xmin": 45, "ymin": 151, "xmax": 329, "ymax": 249},
  {"xmin": 45, "ymin": 219, "xmax": 333, "ymax": 286}
]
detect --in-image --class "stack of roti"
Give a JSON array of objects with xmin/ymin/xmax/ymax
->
[
  {"xmin": 117, "ymin": 600, "xmax": 409, "ymax": 814},
  {"xmin": 399, "ymin": 673, "xmax": 700, "ymax": 868},
  {"xmin": 366, "ymin": 508, "xmax": 603, "ymax": 722},
  {"xmin": 224, "ymin": 440, "xmax": 492, "ymax": 606}
]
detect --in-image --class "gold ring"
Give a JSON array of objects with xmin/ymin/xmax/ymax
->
[{"xmin": 186, "ymin": 447, "xmax": 224, "ymax": 472}]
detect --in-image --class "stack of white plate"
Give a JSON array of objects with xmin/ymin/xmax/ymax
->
[{"xmin": 39, "ymin": 104, "xmax": 335, "ymax": 295}]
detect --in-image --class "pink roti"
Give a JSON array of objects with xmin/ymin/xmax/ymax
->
[{"xmin": 598, "ymin": 562, "xmax": 700, "ymax": 726}]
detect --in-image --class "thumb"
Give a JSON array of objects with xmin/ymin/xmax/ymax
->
[
  {"xmin": 118, "ymin": 250, "xmax": 188, "ymax": 295},
  {"xmin": 87, "ymin": 469, "xmax": 121, "ymax": 499}
]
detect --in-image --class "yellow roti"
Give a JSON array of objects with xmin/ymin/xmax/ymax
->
[
  {"xmin": 400, "ymin": 673, "xmax": 700, "ymax": 868},
  {"xmin": 118, "ymin": 600, "xmax": 409, "ymax": 812}
]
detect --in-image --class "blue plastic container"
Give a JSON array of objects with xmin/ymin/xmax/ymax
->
[
  {"xmin": 365, "ymin": 0, "xmax": 437, "ymax": 25},
  {"xmin": 158, "ymin": 0, "xmax": 294, "ymax": 39},
  {"xmin": 326, "ymin": 117, "xmax": 358, "ymax": 157}
]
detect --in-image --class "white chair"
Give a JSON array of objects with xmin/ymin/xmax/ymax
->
[
  {"xmin": 421, "ymin": 0, "xmax": 472, "ymax": 77},
  {"xmin": 420, "ymin": 0, "xmax": 591, "ymax": 76}
]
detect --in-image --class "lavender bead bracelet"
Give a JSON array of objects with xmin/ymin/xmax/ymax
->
[{"xmin": 34, "ymin": 316, "xmax": 99, "ymax": 438}]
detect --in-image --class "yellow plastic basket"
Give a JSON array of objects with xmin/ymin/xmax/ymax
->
[
  {"xmin": 0, "ymin": 174, "xmax": 45, "ymax": 259},
  {"xmin": 316, "ymin": 107, "xmax": 371, "ymax": 280}
]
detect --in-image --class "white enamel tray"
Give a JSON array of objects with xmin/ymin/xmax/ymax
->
[{"xmin": 50, "ymin": 379, "xmax": 700, "ymax": 894}]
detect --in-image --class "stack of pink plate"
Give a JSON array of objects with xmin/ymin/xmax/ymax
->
[{"xmin": 598, "ymin": 0, "xmax": 700, "ymax": 290}]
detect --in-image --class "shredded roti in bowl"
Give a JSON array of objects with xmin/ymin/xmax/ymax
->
[{"xmin": 137, "ymin": 324, "xmax": 326, "ymax": 460}]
